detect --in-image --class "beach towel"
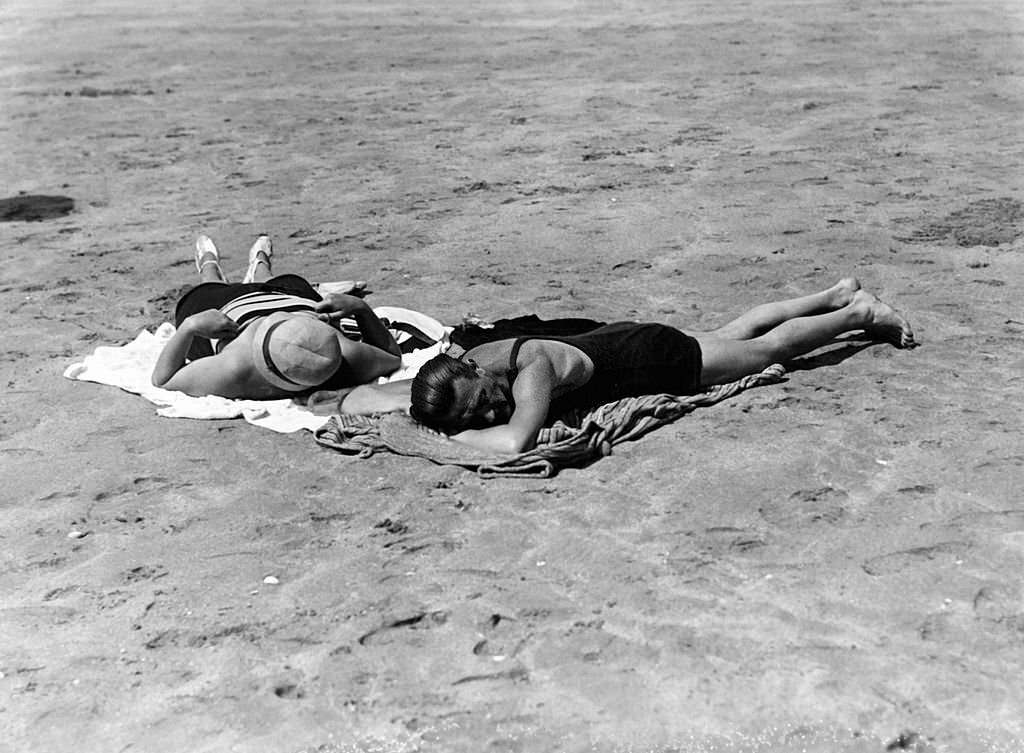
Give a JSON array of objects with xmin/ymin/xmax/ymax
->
[
  {"xmin": 313, "ymin": 364, "xmax": 786, "ymax": 477},
  {"xmin": 64, "ymin": 306, "xmax": 449, "ymax": 433}
]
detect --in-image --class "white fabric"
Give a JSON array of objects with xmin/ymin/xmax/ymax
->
[
  {"xmin": 371, "ymin": 306, "xmax": 450, "ymax": 382},
  {"xmin": 64, "ymin": 307, "xmax": 450, "ymax": 434}
]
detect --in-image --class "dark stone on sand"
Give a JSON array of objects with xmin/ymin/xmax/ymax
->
[
  {"xmin": 0, "ymin": 194, "xmax": 75, "ymax": 222},
  {"xmin": 897, "ymin": 197, "xmax": 1023, "ymax": 247},
  {"xmin": 885, "ymin": 730, "xmax": 936, "ymax": 752}
]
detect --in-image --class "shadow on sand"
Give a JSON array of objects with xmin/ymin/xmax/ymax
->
[{"xmin": 784, "ymin": 339, "xmax": 879, "ymax": 373}]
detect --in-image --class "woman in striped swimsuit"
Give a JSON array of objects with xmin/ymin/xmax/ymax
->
[{"xmin": 151, "ymin": 235, "xmax": 401, "ymax": 399}]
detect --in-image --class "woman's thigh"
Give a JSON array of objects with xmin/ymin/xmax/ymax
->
[{"xmin": 693, "ymin": 334, "xmax": 774, "ymax": 386}]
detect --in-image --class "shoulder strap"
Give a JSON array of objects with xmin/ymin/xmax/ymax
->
[{"xmin": 507, "ymin": 338, "xmax": 528, "ymax": 384}]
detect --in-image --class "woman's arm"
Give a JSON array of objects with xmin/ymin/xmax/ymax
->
[
  {"xmin": 341, "ymin": 380, "xmax": 412, "ymax": 414},
  {"xmin": 450, "ymin": 360, "xmax": 555, "ymax": 454},
  {"xmin": 315, "ymin": 294, "xmax": 401, "ymax": 357},
  {"xmin": 157, "ymin": 353, "xmax": 252, "ymax": 398},
  {"xmin": 152, "ymin": 310, "xmax": 239, "ymax": 389},
  {"xmin": 333, "ymin": 337, "xmax": 403, "ymax": 386},
  {"xmin": 303, "ymin": 380, "xmax": 412, "ymax": 416}
]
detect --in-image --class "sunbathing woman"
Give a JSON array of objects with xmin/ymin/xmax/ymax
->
[
  {"xmin": 152, "ymin": 235, "xmax": 401, "ymax": 399},
  {"xmin": 328, "ymin": 277, "xmax": 914, "ymax": 454}
]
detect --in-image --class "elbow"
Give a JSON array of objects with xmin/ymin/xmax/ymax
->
[
  {"xmin": 505, "ymin": 434, "xmax": 536, "ymax": 455},
  {"xmin": 494, "ymin": 424, "xmax": 541, "ymax": 455}
]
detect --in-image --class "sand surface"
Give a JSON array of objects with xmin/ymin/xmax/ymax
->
[{"xmin": 2, "ymin": 1, "xmax": 1023, "ymax": 751}]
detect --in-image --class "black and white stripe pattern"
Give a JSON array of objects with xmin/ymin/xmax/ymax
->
[{"xmin": 220, "ymin": 292, "xmax": 318, "ymax": 331}]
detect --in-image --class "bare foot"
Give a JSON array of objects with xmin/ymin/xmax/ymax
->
[
  {"xmin": 827, "ymin": 276, "xmax": 861, "ymax": 309},
  {"xmin": 855, "ymin": 290, "xmax": 917, "ymax": 348}
]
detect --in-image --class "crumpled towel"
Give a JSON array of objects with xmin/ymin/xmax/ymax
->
[
  {"xmin": 64, "ymin": 307, "xmax": 450, "ymax": 434},
  {"xmin": 314, "ymin": 365, "xmax": 786, "ymax": 477}
]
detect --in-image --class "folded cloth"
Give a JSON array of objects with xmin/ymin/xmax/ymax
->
[
  {"xmin": 313, "ymin": 365, "xmax": 786, "ymax": 477},
  {"xmin": 64, "ymin": 305, "xmax": 450, "ymax": 433}
]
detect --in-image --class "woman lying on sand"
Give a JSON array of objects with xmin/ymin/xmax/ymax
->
[
  {"xmin": 315, "ymin": 278, "xmax": 916, "ymax": 455},
  {"xmin": 152, "ymin": 236, "xmax": 401, "ymax": 399}
]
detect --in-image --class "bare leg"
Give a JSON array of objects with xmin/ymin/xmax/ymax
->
[
  {"xmin": 195, "ymin": 235, "xmax": 227, "ymax": 283},
  {"xmin": 709, "ymin": 277, "xmax": 861, "ymax": 340},
  {"xmin": 697, "ymin": 290, "xmax": 916, "ymax": 385}
]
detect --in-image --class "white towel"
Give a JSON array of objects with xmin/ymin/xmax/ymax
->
[{"xmin": 64, "ymin": 307, "xmax": 450, "ymax": 433}]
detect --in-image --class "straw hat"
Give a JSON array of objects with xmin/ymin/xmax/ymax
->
[{"xmin": 251, "ymin": 312, "xmax": 342, "ymax": 392}]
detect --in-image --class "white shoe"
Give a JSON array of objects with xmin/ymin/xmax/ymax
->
[
  {"xmin": 242, "ymin": 234, "xmax": 273, "ymax": 284},
  {"xmin": 195, "ymin": 235, "xmax": 226, "ymax": 280}
]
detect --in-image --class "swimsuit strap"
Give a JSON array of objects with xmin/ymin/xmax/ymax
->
[{"xmin": 507, "ymin": 337, "xmax": 528, "ymax": 384}]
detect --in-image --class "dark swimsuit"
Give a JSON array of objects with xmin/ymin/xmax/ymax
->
[
  {"xmin": 505, "ymin": 321, "xmax": 703, "ymax": 417},
  {"xmin": 173, "ymin": 274, "xmax": 322, "ymax": 361}
]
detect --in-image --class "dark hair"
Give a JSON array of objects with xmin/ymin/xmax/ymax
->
[{"xmin": 410, "ymin": 354, "xmax": 478, "ymax": 433}]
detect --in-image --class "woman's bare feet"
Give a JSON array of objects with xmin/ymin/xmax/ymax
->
[
  {"xmin": 827, "ymin": 276, "xmax": 861, "ymax": 309},
  {"xmin": 853, "ymin": 289, "xmax": 917, "ymax": 348}
]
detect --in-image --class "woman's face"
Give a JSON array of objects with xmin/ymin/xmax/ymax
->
[{"xmin": 448, "ymin": 372, "xmax": 513, "ymax": 430}]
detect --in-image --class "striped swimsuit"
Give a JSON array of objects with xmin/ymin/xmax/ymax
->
[
  {"xmin": 173, "ymin": 274, "xmax": 323, "ymax": 361},
  {"xmin": 210, "ymin": 292, "xmax": 315, "ymax": 350}
]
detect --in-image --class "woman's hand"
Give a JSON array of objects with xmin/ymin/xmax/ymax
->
[
  {"xmin": 153, "ymin": 310, "xmax": 239, "ymax": 391},
  {"xmin": 314, "ymin": 293, "xmax": 369, "ymax": 324},
  {"xmin": 185, "ymin": 310, "xmax": 240, "ymax": 339},
  {"xmin": 315, "ymin": 294, "xmax": 402, "ymax": 359},
  {"xmin": 301, "ymin": 388, "xmax": 351, "ymax": 415}
]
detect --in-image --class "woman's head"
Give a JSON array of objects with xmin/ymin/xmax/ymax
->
[{"xmin": 410, "ymin": 354, "xmax": 512, "ymax": 434}]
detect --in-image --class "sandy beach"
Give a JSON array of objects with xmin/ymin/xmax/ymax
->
[{"xmin": 2, "ymin": 1, "xmax": 1023, "ymax": 751}]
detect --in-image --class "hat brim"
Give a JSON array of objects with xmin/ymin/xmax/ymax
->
[{"xmin": 250, "ymin": 312, "xmax": 341, "ymax": 392}]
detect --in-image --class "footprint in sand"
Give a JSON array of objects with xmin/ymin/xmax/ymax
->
[
  {"xmin": 451, "ymin": 667, "xmax": 529, "ymax": 686},
  {"xmin": 698, "ymin": 526, "xmax": 768, "ymax": 556},
  {"xmin": 950, "ymin": 509, "xmax": 1024, "ymax": 531},
  {"xmin": 861, "ymin": 541, "xmax": 971, "ymax": 576},
  {"xmin": 972, "ymin": 584, "xmax": 1022, "ymax": 622},
  {"xmin": 471, "ymin": 612, "xmax": 527, "ymax": 661},
  {"xmin": 759, "ymin": 486, "xmax": 850, "ymax": 528},
  {"xmin": 272, "ymin": 679, "xmax": 306, "ymax": 699},
  {"xmin": 357, "ymin": 610, "xmax": 449, "ymax": 646},
  {"xmin": 92, "ymin": 476, "xmax": 179, "ymax": 501},
  {"xmin": 122, "ymin": 564, "xmax": 168, "ymax": 584}
]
